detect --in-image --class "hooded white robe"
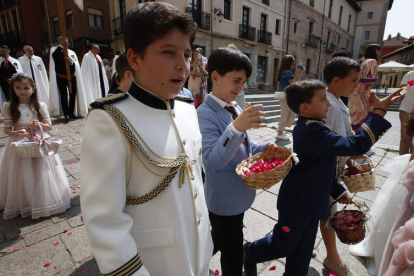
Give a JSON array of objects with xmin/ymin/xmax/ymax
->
[
  {"xmin": 81, "ymin": 51, "xmax": 109, "ymax": 104},
  {"xmin": 48, "ymin": 46, "xmax": 88, "ymax": 117},
  {"xmin": 19, "ymin": 54, "xmax": 50, "ymax": 109}
]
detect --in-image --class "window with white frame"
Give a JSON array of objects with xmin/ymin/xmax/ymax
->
[
  {"xmin": 88, "ymin": 8, "xmax": 103, "ymax": 29},
  {"xmin": 66, "ymin": 10, "xmax": 73, "ymax": 30},
  {"xmin": 275, "ymin": 19, "xmax": 281, "ymax": 35},
  {"xmin": 367, "ymin": 12, "xmax": 373, "ymax": 19},
  {"xmin": 223, "ymin": 0, "xmax": 231, "ymax": 20}
]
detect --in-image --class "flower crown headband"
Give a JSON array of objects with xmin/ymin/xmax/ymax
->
[{"xmin": 11, "ymin": 73, "xmax": 30, "ymax": 80}]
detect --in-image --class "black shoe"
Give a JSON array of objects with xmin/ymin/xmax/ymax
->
[
  {"xmin": 243, "ymin": 243, "xmax": 257, "ymax": 276},
  {"xmin": 69, "ymin": 114, "xmax": 78, "ymax": 120},
  {"xmin": 64, "ymin": 115, "xmax": 70, "ymax": 124}
]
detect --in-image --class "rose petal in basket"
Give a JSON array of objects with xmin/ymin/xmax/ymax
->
[{"xmin": 236, "ymin": 148, "xmax": 293, "ymax": 190}]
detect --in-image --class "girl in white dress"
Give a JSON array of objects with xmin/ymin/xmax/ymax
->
[{"xmin": 0, "ymin": 73, "xmax": 71, "ymax": 219}]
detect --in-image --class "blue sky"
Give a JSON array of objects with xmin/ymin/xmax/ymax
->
[{"xmin": 383, "ymin": 0, "xmax": 414, "ymax": 39}]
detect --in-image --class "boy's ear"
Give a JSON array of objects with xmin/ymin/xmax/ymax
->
[
  {"xmin": 299, "ymin": 103, "xmax": 308, "ymax": 115},
  {"xmin": 127, "ymin": 49, "xmax": 140, "ymax": 72},
  {"xmin": 211, "ymin": 71, "xmax": 219, "ymax": 84},
  {"xmin": 332, "ymin": 76, "xmax": 341, "ymax": 84}
]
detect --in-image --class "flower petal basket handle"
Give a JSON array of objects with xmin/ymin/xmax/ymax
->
[
  {"xmin": 236, "ymin": 148, "xmax": 293, "ymax": 190},
  {"xmin": 329, "ymin": 200, "xmax": 366, "ymax": 245},
  {"xmin": 12, "ymin": 122, "xmax": 62, "ymax": 158},
  {"xmin": 341, "ymin": 155, "xmax": 375, "ymax": 193}
]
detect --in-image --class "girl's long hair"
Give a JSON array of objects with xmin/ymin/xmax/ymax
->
[
  {"xmin": 364, "ymin": 44, "xmax": 381, "ymax": 61},
  {"xmin": 9, "ymin": 74, "xmax": 43, "ymax": 126},
  {"xmin": 277, "ymin": 55, "xmax": 295, "ymax": 81}
]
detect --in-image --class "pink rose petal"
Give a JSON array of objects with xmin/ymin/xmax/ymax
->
[
  {"xmin": 13, "ymin": 247, "xmax": 19, "ymax": 251},
  {"xmin": 329, "ymin": 271, "xmax": 338, "ymax": 276},
  {"xmin": 214, "ymin": 270, "xmax": 220, "ymax": 275},
  {"xmin": 80, "ymin": 269, "xmax": 85, "ymax": 272},
  {"xmin": 53, "ymin": 266, "xmax": 57, "ymax": 269},
  {"xmin": 68, "ymin": 232, "xmax": 72, "ymax": 235},
  {"xmin": 269, "ymin": 265, "xmax": 276, "ymax": 270},
  {"xmin": 27, "ymin": 245, "xmax": 31, "ymax": 248},
  {"xmin": 43, "ymin": 263, "xmax": 51, "ymax": 267},
  {"xmin": 63, "ymin": 229, "xmax": 68, "ymax": 233},
  {"xmin": 53, "ymin": 242, "xmax": 59, "ymax": 245}
]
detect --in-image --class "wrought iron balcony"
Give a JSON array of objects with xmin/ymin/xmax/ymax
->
[
  {"xmin": 306, "ymin": 35, "xmax": 319, "ymax": 48},
  {"xmin": 112, "ymin": 16, "xmax": 123, "ymax": 36},
  {"xmin": 185, "ymin": 7, "xmax": 211, "ymax": 31},
  {"xmin": 257, "ymin": 29, "xmax": 272, "ymax": 45},
  {"xmin": 239, "ymin": 24, "xmax": 256, "ymax": 41}
]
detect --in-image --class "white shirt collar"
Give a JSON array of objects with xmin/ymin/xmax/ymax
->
[
  {"xmin": 210, "ymin": 93, "xmax": 238, "ymax": 109},
  {"xmin": 327, "ymin": 91, "xmax": 348, "ymax": 111}
]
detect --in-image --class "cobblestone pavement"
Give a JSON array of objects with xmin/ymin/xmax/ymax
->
[{"xmin": 0, "ymin": 111, "xmax": 401, "ymax": 276}]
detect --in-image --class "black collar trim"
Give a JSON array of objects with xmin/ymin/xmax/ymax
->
[{"xmin": 128, "ymin": 81, "xmax": 174, "ymax": 110}]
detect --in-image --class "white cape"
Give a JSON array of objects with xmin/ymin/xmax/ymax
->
[
  {"xmin": 0, "ymin": 56, "xmax": 23, "ymax": 115},
  {"xmin": 48, "ymin": 46, "xmax": 88, "ymax": 117},
  {"xmin": 18, "ymin": 54, "xmax": 50, "ymax": 110},
  {"xmin": 81, "ymin": 51, "xmax": 109, "ymax": 104},
  {"xmin": 349, "ymin": 154, "xmax": 412, "ymax": 275}
]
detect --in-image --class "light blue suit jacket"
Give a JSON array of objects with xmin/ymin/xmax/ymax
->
[{"xmin": 197, "ymin": 94, "xmax": 268, "ymax": 216}]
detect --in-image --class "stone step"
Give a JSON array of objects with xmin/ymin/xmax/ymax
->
[
  {"xmin": 261, "ymin": 104, "xmax": 280, "ymax": 112},
  {"xmin": 263, "ymin": 109, "xmax": 281, "ymax": 117}
]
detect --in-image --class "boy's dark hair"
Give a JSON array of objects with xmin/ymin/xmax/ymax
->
[
  {"xmin": 277, "ymin": 55, "xmax": 295, "ymax": 81},
  {"xmin": 123, "ymin": 3, "xmax": 197, "ymax": 57},
  {"xmin": 115, "ymin": 50, "xmax": 121, "ymax": 55},
  {"xmin": 332, "ymin": 50, "xmax": 349, "ymax": 58},
  {"xmin": 115, "ymin": 54, "xmax": 132, "ymax": 80},
  {"xmin": 323, "ymin": 57, "xmax": 361, "ymax": 84},
  {"xmin": 286, "ymin": 80, "xmax": 326, "ymax": 114},
  {"xmin": 364, "ymin": 44, "xmax": 381, "ymax": 60},
  {"xmin": 207, "ymin": 47, "xmax": 252, "ymax": 79}
]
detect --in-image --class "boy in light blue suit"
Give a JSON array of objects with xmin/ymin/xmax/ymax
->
[{"xmin": 197, "ymin": 46, "xmax": 277, "ymax": 276}]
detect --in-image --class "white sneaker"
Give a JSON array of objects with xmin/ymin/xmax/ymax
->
[{"xmin": 276, "ymin": 133, "xmax": 290, "ymax": 141}]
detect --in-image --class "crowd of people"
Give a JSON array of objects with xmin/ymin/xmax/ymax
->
[{"xmin": 1, "ymin": 2, "xmax": 414, "ymax": 276}]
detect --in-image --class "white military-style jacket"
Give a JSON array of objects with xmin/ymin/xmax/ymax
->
[{"xmin": 80, "ymin": 81, "xmax": 213, "ymax": 276}]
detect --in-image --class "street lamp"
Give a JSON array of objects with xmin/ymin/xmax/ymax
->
[{"xmin": 214, "ymin": 8, "xmax": 224, "ymax": 23}]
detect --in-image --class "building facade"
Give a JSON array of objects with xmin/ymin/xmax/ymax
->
[
  {"xmin": 46, "ymin": 0, "xmax": 113, "ymax": 62},
  {"xmin": 381, "ymin": 37, "xmax": 414, "ymax": 88},
  {"xmin": 110, "ymin": 0, "xmax": 288, "ymax": 90},
  {"xmin": 352, "ymin": 0, "xmax": 393, "ymax": 59},
  {"xmin": 382, "ymin": 33, "xmax": 407, "ymax": 57},
  {"xmin": 0, "ymin": 0, "xmax": 49, "ymax": 58},
  {"xmin": 285, "ymin": 0, "xmax": 360, "ymax": 80}
]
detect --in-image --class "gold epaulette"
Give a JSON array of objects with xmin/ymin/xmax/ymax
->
[
  {"xmin": 304, "ymin": 119, "xmax": 337, "ymax": 134},
  {"xmin": 102, "ymin": 253, "xmax": 142, "ymax": 276},
  {"xmin": 90, "ymin": 93, "xmax": 129, "ymax": 109},
  {"xmin": 174, "ymin": 94, "xmax": 194, "ymax": 104}
]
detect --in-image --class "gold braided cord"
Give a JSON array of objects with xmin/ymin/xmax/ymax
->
[
  {"xmin": 361, "ymin": 123, "xmax": 375, "ymax": 145},
  {"xmin": 102, "ymin": 104, "xmax": 187, "ymax": 205},
  {"xmin": 103, "ymin": 104, "xmax": 186, "ymax": 168},
  {"xmin": 126, "ymin": 165, "xmax": 181, "ymax": 205}
]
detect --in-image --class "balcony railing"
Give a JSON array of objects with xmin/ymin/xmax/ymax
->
[
  {"xmin": 306, "ymin": 35, "xmax": 319, "ymax": 48},
  {"xmin": 185, "ymin": 7, "xmax": 211, "ymax": 31},
  {"xmin": 257, "ymin": 29, "xmax": 272, "ymax": 45},
  {"xmin": 239, "ymin": 24, "xmax": 256, "ymax": 41},
  {"xmin": 112, "ymin": 16, "xmax": 123, "ymax": 36}
]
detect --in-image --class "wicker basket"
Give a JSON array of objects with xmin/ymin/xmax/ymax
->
[
  {"xmin": 342, "ymin": 156, "xmax": 375, "ymax": 193},
  {"xmin": 236, "ymin": 148, "xmax": 293, "ymax": 190},
  {"xmin": 329, "ymin": 201, "xmax": 366, "ymax": 245},
  {"xmin": 12, "ymin": 123, "xmax": 62, "ymax": 158}
]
